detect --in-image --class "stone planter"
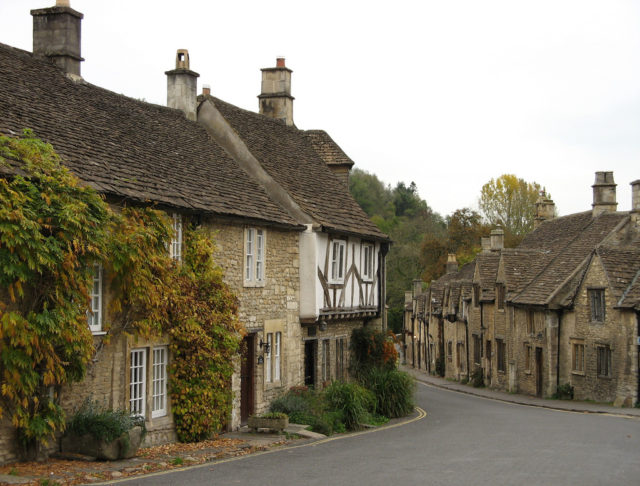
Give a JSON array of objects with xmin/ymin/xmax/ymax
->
[
  {"xmin": 61, "ymin": 426, "xmax": 143, "ymax": 460},
  {"xmin": 247, "ymin": 415, "xmax": 289, "ymax": 433}
]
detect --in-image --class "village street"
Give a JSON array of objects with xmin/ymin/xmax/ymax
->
[{"xmin": 112, "ymin": 381, "xmax": 640, "ymax": 486}]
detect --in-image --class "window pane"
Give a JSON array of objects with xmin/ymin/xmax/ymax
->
[
  {"xmin": 130, "ymin": 349, "xmax": 146, "ymax": 417},
  {"xmin": 274, "ymin": 332, "xmax": 281, "ymax": 381},
  {"xmin": 265, "ymin": 333, "xmax": 272, "ymax": 383},
  {"xmin": 152, "ymin": 347, "xmax": 167, "ymax": 418},
  {"xmin": 88, "ymin": 264, "xmax": 102, "ymax": 332}
]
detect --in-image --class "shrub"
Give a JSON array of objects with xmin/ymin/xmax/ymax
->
[
  {"xmin": 323, "ymin": 381, "xmax": 375, "ymax": 431},
  {"xmin": 435, "ymin": 356, "xmax": 445, "ymax": 377},
  {"xmin": 471, "ymin": 367, "xmax": 484, "ymax": 388},
  {"xmin": 360, "ymin": 367, "xmax": 414, "ymax": 418},
  {"xmin": 470, "ymin": 367, "xmax": 483, "ymax": 387},
  {"xmin": 66, "ymin": 399, "xmax": 145, "ymax": 443},
  {"xmin": 349, "ymin": 327, "xmax": 398, "ymax": 378},
  {"xmin": 553, "ymin": 383, "xmax": 574, "ymax": 400}
]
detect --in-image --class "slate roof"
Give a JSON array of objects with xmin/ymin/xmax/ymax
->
[
  {"xmin": 0, "ymin": 42, "xmax": 299, "ymax": 227},
  {"xmin": 475, "ymin": 252, "xmax": 501, "ymax": 302},
  {"xmin": 209, "ymin": 97, "xmax": 388, "ymax": 240},
  {"xmin": 303, "ymin": 130, "xmax": 354, "ymax": 168},
  {"xmin": 499, "ymin": 248, "xmax": 550, "ymax": 297},
  {"xmin": 597, "ymin": 246, "xmax": 640, "ymax": 308},
  {"xmin": 512, "ymin": 211, "xmax": 627, "ymax": 305}
]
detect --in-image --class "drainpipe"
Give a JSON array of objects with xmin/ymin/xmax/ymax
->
[
  {"xmin": 465, "ymin": 316, "xmax": 470, "ymax": 382},
  {"xmin": 637, "ymin": 311, "xmax": 639, "ymax": 406},
  {"xmin": 556, "ymin": 310, "xmax": 563, "ymax": 393},
  {"xmin": 480, "ymin": 302, "xmax": 485, "ymax": 377}
]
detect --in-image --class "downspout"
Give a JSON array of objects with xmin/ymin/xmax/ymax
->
[
  {"xmin": 637, "ymin": 311, "xmax": 640, "ymax": 406},
  {"xmin": 556, "ymin": 309, "xmax": 563, "ymax": 393},
  {"xmin": 480, "ymin": 302, "xmax": 485, "ymax": 376},
  {"xmin": 465, "ymin": 316, "xmax": 470, "ymax": 381}
]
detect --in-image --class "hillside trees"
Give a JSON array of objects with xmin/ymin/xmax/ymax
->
[{"xmin": 349, "ymin": 169, "xmax": 444, "ymax": 332}]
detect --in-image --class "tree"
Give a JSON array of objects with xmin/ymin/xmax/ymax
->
[{"xmin": 478, "ymin": 174, "xmax": 548, "ymax": 239}]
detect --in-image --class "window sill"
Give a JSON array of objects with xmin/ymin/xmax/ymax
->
[
  {"xmin": 244, "ymin": 281, "xmax": 266, "ymax": 288},
  {"xmin": 589, "ymin": 321, "xmax": 605, "ymax": 325},
  {"xmin": 264, "ymin": 381, "xmax": 282, "ymax": 389},
  {"xmin": 571, "ymin": 371, "xmax": 585, "ymax": 377},
  {"xmin": 597, "ymin": 375, "xmax": 612, "ymax": 380},
  {"xmin": 91, "ymin": 331, "xmax": 107, "ymax": 336},
  {"xmin": 524, "ymin": 370, "xmax": 531, "ymax": 375}
]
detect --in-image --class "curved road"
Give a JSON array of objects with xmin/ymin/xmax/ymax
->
[{"xmin": 117, "ymin": 382, "xmax": 640, "ymax": 485}]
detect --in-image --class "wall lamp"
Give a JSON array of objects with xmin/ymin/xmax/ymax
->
[{"xmin": 259, "ymin": 338, "xmax": 271, "ymax": 354}]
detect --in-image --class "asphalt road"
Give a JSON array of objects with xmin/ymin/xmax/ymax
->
[{"xmin": 114, "ymin": 383, "xmax": 640, "ymax": 485}]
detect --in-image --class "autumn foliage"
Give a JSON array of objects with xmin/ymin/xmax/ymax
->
[{"xmin": 0, "ymin": 131, "xmax": 243, "ymax": 454}]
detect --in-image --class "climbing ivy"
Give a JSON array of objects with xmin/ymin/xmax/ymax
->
[{"xmin": 0, "ymin": 130, "xmax": 243, "ymax": 454}]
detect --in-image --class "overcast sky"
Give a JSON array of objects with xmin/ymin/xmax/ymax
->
[{"xmin": 1, "ymin": 0, "xmax": 639, "ymax": 217}]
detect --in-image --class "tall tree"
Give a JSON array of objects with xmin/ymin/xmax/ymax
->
[{"xmin": 478, "ymin": 174, "xmax": 548, "ymax": 240}]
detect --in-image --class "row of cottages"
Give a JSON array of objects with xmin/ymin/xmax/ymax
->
[
  {"xmin": 404, "ymin": 172, "xmax": 640, "ymax": 407},
  {"xmin": 0, "ymin": 1, "xmax": 388, "ymax": 464}
]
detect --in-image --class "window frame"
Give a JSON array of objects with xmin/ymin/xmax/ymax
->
[
  {"xmin": 329, "ymin": 239, "xmax": 347, "ymax": 284},
  {"xmin": 170, "ymin": 213, "xmax": 182, "ymax": 262},
  {"xmin": 130, "ymin": 349, "xmax": 147, "ymax": 418},
  {"xmin": 496, "ymin": 339, "xmax": 506, "ymax": 372},
  {"xmin": 589, "ymin": 288, "xmax": 605, "ymax": 323},
  {"xmin": 88, "ymin": 263, "xmax": 103, "ymax": 334},
  {"xmin": 524, "ymin": 343, "xmax": 532, "ymax": 373},
  {"xmin": 152, "ymin": 346, "xmax": 168, "ymax": 418},
  {"xmin": 596, "ymin": 344, "xmax": 611, "ymax": 377},
  {"xmin": 265, "ymin": 332, "xmax": 273, "ymax": 383},
  {"xmin": 322, "ymin": 339, "xmax": 331, "ymax": 382},
  {"xmin": 473, "ymin": 284, "xmax": 480, "ymax": 308},
  {"xmin": 447, "ymin": 341, "xmax": 453, "ymax": 362},
  {"xmin": 274, "ymin": 332, "xmax": 281, "ymax": 382},
  {"xmin": 244, "ymin": 228, "xmax": 266, "ymax": 287},
  {"xmin": 496, "ymin": 283, "xmax": 505, "ymax": 310},
  {"xmin": 473, "ymin": 335, "xmax": 481, "ymax": 365},
  {"xmin": 571, "ymin": 341, "xmax": 585, "ymax": 374},
  {"xmin": 361, "ymin": 243, "xmax": 375, "ymax": 282}
]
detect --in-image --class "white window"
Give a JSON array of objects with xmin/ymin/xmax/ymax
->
[
  {"xmin": 245, "ymin": 228, "xmax": 265, "ymax": 286},
  {"xmin": 362, "ymin": 243, "xmax": 374, "ymax": 281},
  {"xmin": 330, "ymin": 239, "xmax": 346, "ymax": 283},
  {"xmin": 274, "ymin": 332, "xmax": 281, "ymax": 381},
  {"xmin": 130, "ymin": 349, "xmax": 147, "ymax": 417},
  {"xmin": 265, "ymin": 332, "xmax": 273, "ymax": 383},
  {"xmin": 152, "ymin": 347, "xmax": 168, "ymax": 418},
  {"xmin": 170, "ymin": 213, "xmax": 182, "ymax": 262},
  {"xmin": 88, "ymin": 263, "xmax": 103, "ymax": 333}
]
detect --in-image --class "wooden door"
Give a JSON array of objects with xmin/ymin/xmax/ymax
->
[
  {"xmin": 304, "ymin": 340, "xmax": 317, "ymax": 387},
  {"xmin": 240, "ymin": 334, "xmax": 255, "ymax": 423}
]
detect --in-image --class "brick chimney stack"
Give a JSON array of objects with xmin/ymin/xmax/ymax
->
[
  {"xmin": 165, "ymin": 49, "xmax": 199, "ymax": 121},
  {"xmin": 258, "ymin": 57, "xmax": 294, "ymax": 126},
  {"xmin": 592, "ymin": 171, "xmax": 617, "ymax": 217},
  {"xmin": 31, "ymin": 0, "xmax": 84, "ymax": 76}
]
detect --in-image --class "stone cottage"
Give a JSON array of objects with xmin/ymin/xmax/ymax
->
[
  {"xmin": 0, "ymin": 1, "xmax": 388, "ymax": 464},
  {"xmin": 406, "ymin": 172, "xmax": 640, "ymax": 407}
]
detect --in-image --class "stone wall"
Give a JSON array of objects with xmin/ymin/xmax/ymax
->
[{"xmin": 206, "ymin": 219, "xmax": 302, "ymax": 423}]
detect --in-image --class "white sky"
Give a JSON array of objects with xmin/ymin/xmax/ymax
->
[{"xmin": 1, "ymin": 0, "xmax": 639, "ymax": 217}]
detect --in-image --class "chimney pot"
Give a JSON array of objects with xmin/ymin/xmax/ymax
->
[
  {"xmin": 276, "ymin": 57, "xmax": 286, "ymax": 68},
  {"xmin": 630, "ymin": 180, "xmax": 640, "ymax": 212},
  {"xmin": 202, "ymin": 84, "xmax": 211, "ymax": 96},
  {"xmin": 57, "ymin": 0, "xmax": 70, "ymax": 6},
  {"xmin": 481, "ymin": 237, "xmax": 491, "ymax": 253},
  {"xmin": 592, "ymin": 171, "xmax": 617, "ymax": 217},
  {"xmin": 412, "ymin": 279, "xmax": 423, "ymax": 298},
  {"xmin": 534, "ymin": 195, "xmax": 555, "ymax": 229},
  {"xmin": 165, "ymin": 49, "xmax": 199, "ymax": 121}
]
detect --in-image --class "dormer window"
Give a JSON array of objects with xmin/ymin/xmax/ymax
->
[
  {"xmin": 170, "ymin": 213, "xmax": 182, "ymax": 262},
  {"xmin": 362, "ymin": 243, "xmax": 374, "ymax": 281},
  {"xmin": 330, "ymin": 239, "xmax": 346, "ymax": 283}
]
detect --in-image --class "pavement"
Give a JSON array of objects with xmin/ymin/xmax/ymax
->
[
  {"xmin": 401, "ymin": 364, "xmax": 640, "ymax": 418},
  {"xmin": 0, "ymin": 425, "xmax": 322, "ymax": 486}
]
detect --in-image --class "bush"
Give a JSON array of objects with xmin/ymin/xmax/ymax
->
[
  {"xmin": 553, "ymin": 383, "xmax": 574, "ymax": 400},
  {"xmin": 67, "ymin": 399, "xmax": 145, "ymax": 443},
  {"xmin": 323, "ymin": 381, "xmax": 375, "ymax": 431},
  {"xmin": 435, "ymin": 357, "xmax": 445, "ymax": 377},
  {"xmin": 360, "ymin": 367, "xmax": 415, "ymax": 418},
  {"xmin": 471, "ymin": 367, "xmax": 484, "ymax": 388},
  {"xmin": 349, "ymin": 327, "xmax": 398, "ymax": 378}
]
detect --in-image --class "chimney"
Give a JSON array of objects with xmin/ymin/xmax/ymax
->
[
  {"xmin": 481, "ymin": 237, "xmax": 491, "ymax": 254},
  {"xmin": 412, "ymin": 279, "xmax": 423, "ymax": 298},
  {"xmin": 258, "ymin": 57, "xmax": 294, "ymax": 126},
  {"xmin": 592, "ymin": 171, "xmax": 617, "ymax": 217},
  {"xmin": 490, "ymin": 228, "xmax": 504, "ymax": 251},
  {"xmin": 534, "ymin": 194, "xmax": 555, "ymax": 229},
  {"xmin": 446, "ymin": 254, "xmax": 458, "ymax": 274},
  {"xmin": 202, "ymin": 84, "xmax": 211, "ymax": 96},
  {"xmin": 31, "ymin": 0, "xmax": 84, "ymax": 76},
  {"xmin": 631, "ymin": 179, "xmax": 640, "ymax": 224},
  {"xmin": 165, "ymin": 49, "xmax": 199, "ymax": 121}
]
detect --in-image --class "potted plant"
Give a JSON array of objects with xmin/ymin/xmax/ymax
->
[{"xmin": 247, "ymin": 412, "xmax": 289, "ymax": 433}]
